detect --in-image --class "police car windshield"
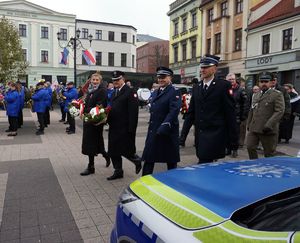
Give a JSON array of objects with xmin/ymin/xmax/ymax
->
[{"xmin": 231, "ymin": 187, "xmax": 300, "ymax": 231}]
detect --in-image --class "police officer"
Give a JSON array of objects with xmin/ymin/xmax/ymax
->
[
  {"xmin": 142, "ymin": 67, "xmax": 181, "ymax": 176},
  {"xmin": 186, "ymin": 54, "xmax": 238, "ymax": 163},
  {"xmin": 107, "ymin": 71, "xmax": 142, "ymax": 180},
  {"xmin": 246, "ymin": 72, "xmax": 285, "ymax": 159},
  {"xmin": 63, "ymin": 81, "xmax": 78, "ymax": 134}
]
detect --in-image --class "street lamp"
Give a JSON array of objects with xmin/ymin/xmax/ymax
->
[{"xmin": 57, "ymin": 28, "xmax": 93, "ymax": 86}]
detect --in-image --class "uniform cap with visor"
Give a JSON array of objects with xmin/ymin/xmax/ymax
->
[{"xmin": 199, "ymin": 54, "xmax": 220, "ymax": 68}]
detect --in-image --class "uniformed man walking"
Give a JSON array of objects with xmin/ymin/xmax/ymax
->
[
  {"xmin": 186, "ymin": 54, "xmax": 238, "ymax": 163},
  {"xmin": 246, "ymin": 72, "xmax": 285, "ymax": 159},
  {"xmin": 107, "ymin": 71, "xmax": 142, "ymax": 180},
  {"xmin": 142, "ymin": 67, "xmax": 181, "ymax": 175}
]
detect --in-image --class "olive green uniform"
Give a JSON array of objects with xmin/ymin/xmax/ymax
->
[{"xmin": 246, "ymin": 89, "xmax": 284, "ymax": 159}]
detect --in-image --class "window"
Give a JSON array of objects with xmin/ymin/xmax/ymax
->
[
  {"xmin": 215, "ymin": 33, "xmax": 221, "ymax": 54},
  {"xmin": 132, "ymin": 55, "xmax": 135, "ymax": 68},
  {"xmin": 132, "ymin": 35, "xmax": 135, "ymax": 45},
  {"xmin": 235, "ymin": 0, "xmax": 243, "ymax": 14},
  {"xmin": 173, "ymin": 45, "xmax": 178, "ymax": 63},
  {"xmin": 108, "ymin": 52, "xmax": 114, "ymax": 66},
  {"xmin": 191, "ymin": 12, "xmax": 197, "ymax": 28},
  {"xmin": 60, "ymin": 28, "xmax": 67, "ymax": 40},
  {"xmin": 121, "ymin": 33, "xmax": 127, "ymax": 42},
  {"xmin": 41, "ymin": 26, "xmax": 48, "ymax": 39},
  {"xmin": 19, "ymin": 24, "xmax": 26, "ymax": 37},
  {"xmin": 182, "ymin": 17, "xmax": 187, "ymax": 32},
  {"xmin": 174, "ymin": 22, "xmax": 179, "ymax": 36},
  {"xmin": 262, "ymin": 34, "xmax": 270, "ymax": 54},
  {"xmin": 95, "ymin": 30, "xmax": 102, "ymax": 40},
  {"xmin": 41, "ymin": 50, "xmax": 48, "ymax": 63},
  {"xmin": 121, "ymin": 53, "xmax": 127, "ymax": 67},
  {"xmin": 82, "ymin": 28, "xmax": 88, "ymax": 39},
  {"xmin": 221, "ymin": 1, "xmax": 228, "ymax": 17},
  {"xmin": 182, "ymin": 42, "xmax": 187, "ymax": 61},
  {"xmin": 282, "ymin": 28, "xmax": 293, "ymax": 50},
  {"xmin": 95, "ymin": 52, "xmax": 102, "ymax": 65},
  {"xmin": 208, "ymin": 8, "xmax": 214, "ymax": 25},
  {"xmin": 234, "ymin": 28, "xmax": 242, "ymax": 51},
  {"xmin": 191, "ymin": 39, "xmax": 197, "ymax": 58},
  {"xmin": 109, "ymin": 31, "xmax": 115, "ymax": 41},
  {"xmin": 82, "ymin": 51, "xmax": 88, "ymax": 65},
  {"xmin": 207, "ymin": 38, "xmax": 211, "ymax": 54},
  {"xmin": 22, "ymin": 49, "xmax": 27, "ymax": 61}
]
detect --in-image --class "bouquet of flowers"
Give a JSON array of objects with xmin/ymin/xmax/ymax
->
[
  {"xmin": 68, "ymin": 99, "xmax": 84, "ymax": 117},
  {"xmin": 82, "ymin": 105, "xmax": 111, "ymax": 126}
]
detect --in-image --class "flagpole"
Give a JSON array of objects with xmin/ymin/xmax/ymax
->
[{"xmin": 73, "ymin": 37, "xmax": 77, "ymax": 87}]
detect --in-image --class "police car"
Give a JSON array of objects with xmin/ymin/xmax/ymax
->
[{"xmin": 110, "ymin": 157, "xmax": 300, "ymax": 243}]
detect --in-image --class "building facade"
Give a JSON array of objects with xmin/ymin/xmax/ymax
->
[
  {"xmin": 245, "ymin": 0, "xmax": 300, "ymax": 90},
  {"xmin": 200, "ymin": 0, "xmax": 251, "ymax": 78},
  {"xmin": 136, "ymin": 40, "xmax": 169, "ymax": 73},
  {"xmin": 168, "ymin": 0, "xmax": 202, "ymax": 83},
  {"xmin": 0, "ymin": 0, "xmax": 75, "ymax": 86},
  {"xmin": 76, "ymin": 19, "xmax": 137, "ymax": 84}
]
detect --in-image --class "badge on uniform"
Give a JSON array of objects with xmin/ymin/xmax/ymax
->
[
  {"xmin": 229, "ymin": 89, "xmax": 233, "ymax": 96},
  {"xmin": 176, "ymin": 96, "xmax": 179, "ymax": 99},
  {"xmin": 133, "ymin": 93, "xmax": 137, "ymax": 98}
]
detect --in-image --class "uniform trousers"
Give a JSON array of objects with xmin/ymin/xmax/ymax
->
[
  {"xmin": 67, "ymin": 112, "xmax": 75, "ymax": 132},
  {"xmin": 246, "ymin": 132, "xmax": 277, "ymax": 159},
  {"xmin": 60, "ymin": 104, "xmax": 66, "ymax": 121},
  {"xmin": 18, "ymin": 109, "xmax": 23, "ymax": 128},
  {"xmin": 44, "ymin": 107, "xmax": 50, "ymax": 125},
  {"xmin": 8, "ymin": 116, "xmax": 18, "ymax": 132},
  {"xmin": 37, "ymin": 112, "xmax": 45, "ymax": 131},
  {"xmin": 142, "ymin": 162, "xmax": 177, "ymax": 176}
]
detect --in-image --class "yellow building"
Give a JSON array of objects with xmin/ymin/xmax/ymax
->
[{"xmin": 168, "ymin": 0, "xmax": 202, "ymax": 83}]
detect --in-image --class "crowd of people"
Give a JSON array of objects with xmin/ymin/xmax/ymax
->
[{"xmin": 0, "ymin": 56, "xmax": 300, "ymax": 180}]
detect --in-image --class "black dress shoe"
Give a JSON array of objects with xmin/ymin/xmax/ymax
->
[
  {"xmin": 5, "ymin": 129, "xmax": 11, "ymax": 133},
  {"xmin": 59, "ymin": 119, "xmax": 65, "ymax": 122},
  {"xmin": 80, "ymin": 167, "xmax": 95, "ymax": 176},
  {"xmin": 67, "ymin": 130, "xmax": 75, "ymax": 134},
  {"xmin": 63, "ymin": 121, "xmax": 69, "ymax": 124},
  {"xmin": 107, "ymin": 171, "xmax": 124, "ymax": 180},
  {"xmin": 35, "ymin": 130, "xmax": 44, "ymax": 135}
]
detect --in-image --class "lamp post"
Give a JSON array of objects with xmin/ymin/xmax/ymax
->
[{"xmin": 57, "ymin": 28, "xmax": 93, "ymax": 87}]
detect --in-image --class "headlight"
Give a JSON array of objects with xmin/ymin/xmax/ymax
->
[{"xmin": 118, "ymin": 187, "xmax": 138, "ymax": 204}]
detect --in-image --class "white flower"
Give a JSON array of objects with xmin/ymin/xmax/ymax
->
[{"xmin": 99, "ymin": 108, "xmax": 105, "ymax": 113}]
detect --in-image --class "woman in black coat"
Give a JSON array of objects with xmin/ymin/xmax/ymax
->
[{"xmin": 80, "ymin": 72, "xmax": 110, "ymax": 176}]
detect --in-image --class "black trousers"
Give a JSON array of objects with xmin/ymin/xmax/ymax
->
[
  {"xmin": 44, "ymin": 107, "xmax": 50, "ymax": 125},
  {"xmin": 18, "ymin": 109, "xmax": 23, "ymax": 127},
  {"xmin": 111, "ymin": 155, "xmax": 123, "ymax": 173},
  {"xmin": 67, "ymin": 112, "xmax": 75, "ymax": 131},
  {"xmin": 142, "ymin": 162, "xmax": 177, "ymax": 176},
  {"xmin": 8, "ymin": 116, "xmax": 18, "ymax": 132},
  {"xmin": 37, "ymin": 112, "xmax": 45, "ymax": 131},
  {"xmin": 60, "ymin": 105, "xmax": 66, "ymax": 121}
]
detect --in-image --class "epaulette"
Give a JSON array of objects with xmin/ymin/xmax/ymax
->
[{"xmin": 274, "ymin": 89, "xmax": 281, "ymax": 93}]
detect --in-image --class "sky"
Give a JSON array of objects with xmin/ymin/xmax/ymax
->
[{"xmin": 27, "ymin": 0, "xmax": 174, "ymax": 40}]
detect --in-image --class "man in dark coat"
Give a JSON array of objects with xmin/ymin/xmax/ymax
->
[
  {"xmin": 186, "ymin": 54, "xmax": 238, "ymax": 163},
  {"xmin": 142, "ymin": 67, "xmax": 181, "ymax": 176},
  {"xmin": 107, "ymin": 71, "xmax": 142, "ymax": 180}
]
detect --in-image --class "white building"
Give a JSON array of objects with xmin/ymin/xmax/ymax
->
[
  {"xmin": 0, "ymin": 0, "xmax": 75, "ymax": 86},
  {"xmin": 76, "ymin": 19, "xmax": 137, "ymax": 74},
  {"xmin": 245, "ymin": 0, "xmax": 300, "ymax": 90},
  {"xmin": 0, "ymin": 0, "xmax": 137, "ymax": 87}
]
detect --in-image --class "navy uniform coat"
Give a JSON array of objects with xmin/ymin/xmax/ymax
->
[
  {"xmin": 107, "ymin": 85, "xmax": 139, "ymax": 157},
  {"xmin": 142, "ymin": 84, "xmax": 181, "ymax": 163},
  {"xmin": 187, "ymin": 78, "xmax": 237, "ymax": 161}
]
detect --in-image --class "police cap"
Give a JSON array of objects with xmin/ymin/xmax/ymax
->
[
  {"xmin": 111, "ymin": 70, "xmax": 125, "ymax": 81},
  {"xmin": 258, "ymin": 72, "xmax": 275, "ymax": 81},
  {"xmin": 156, "ymin": 66, "xmax": 173, "ymax": 77},
  {"xmin": 199, "ymin": 54, "xmax": 220, "ymax": 68}
]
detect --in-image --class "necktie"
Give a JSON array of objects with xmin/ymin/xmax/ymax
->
[
  {"xmin": 204, "ymin": 84, "xmax": 208, "ymax": 91},
  {"xmin": 114, "ymin": 89, "xmax": 119, "ymax": 97}
]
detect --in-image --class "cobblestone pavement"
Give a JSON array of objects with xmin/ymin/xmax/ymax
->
[{"xmin": 0, "ymin": 108, "xmax": 299, "ymax": 243}]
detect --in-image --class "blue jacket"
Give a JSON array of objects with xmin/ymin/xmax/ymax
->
[
  {"xmin": 19, "ymin": 86, "xmax": 25, "ymax": 110},
  {"xmin": 31, "ymin": 88, "xmax": 49, "ymax": 113},
  {"xmin": 63, "ymin": 87, "xmax": 78, "ymax": 112},
  {"xmin": 45, "ymin": 86, "xmax": 52, "ymax": 107},
  {"xmin": 5, "ymin": 90, "xmax": 20, "ymax": 117}
]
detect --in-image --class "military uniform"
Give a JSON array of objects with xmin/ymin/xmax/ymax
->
[
  {"xmin": 246, "ymin": 88, "xmax": 284, "ymax": 159},
  {"xmin": 142, "ymin": 74, "xmax": 181, "ymax": 175}
]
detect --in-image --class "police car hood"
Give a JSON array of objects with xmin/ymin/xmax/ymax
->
[{"xmin": 151, "ymin": 157, "xmax": 300, "ymax": 220}]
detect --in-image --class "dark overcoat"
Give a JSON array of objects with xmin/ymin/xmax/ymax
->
[
  {"xmin": 142, "ymin": 84, "xmax": 181, "ymax": 163},
  {"xmin": 187, "ymin": 78, "xmax": 237, "ymax": 161},
  {"xmin": 81, "ymin": 83, "xmax": 107, "ymax": 156},
  {"xmin": 107, "ymin": 85, "xmax": 139, "ymax": 157}
]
